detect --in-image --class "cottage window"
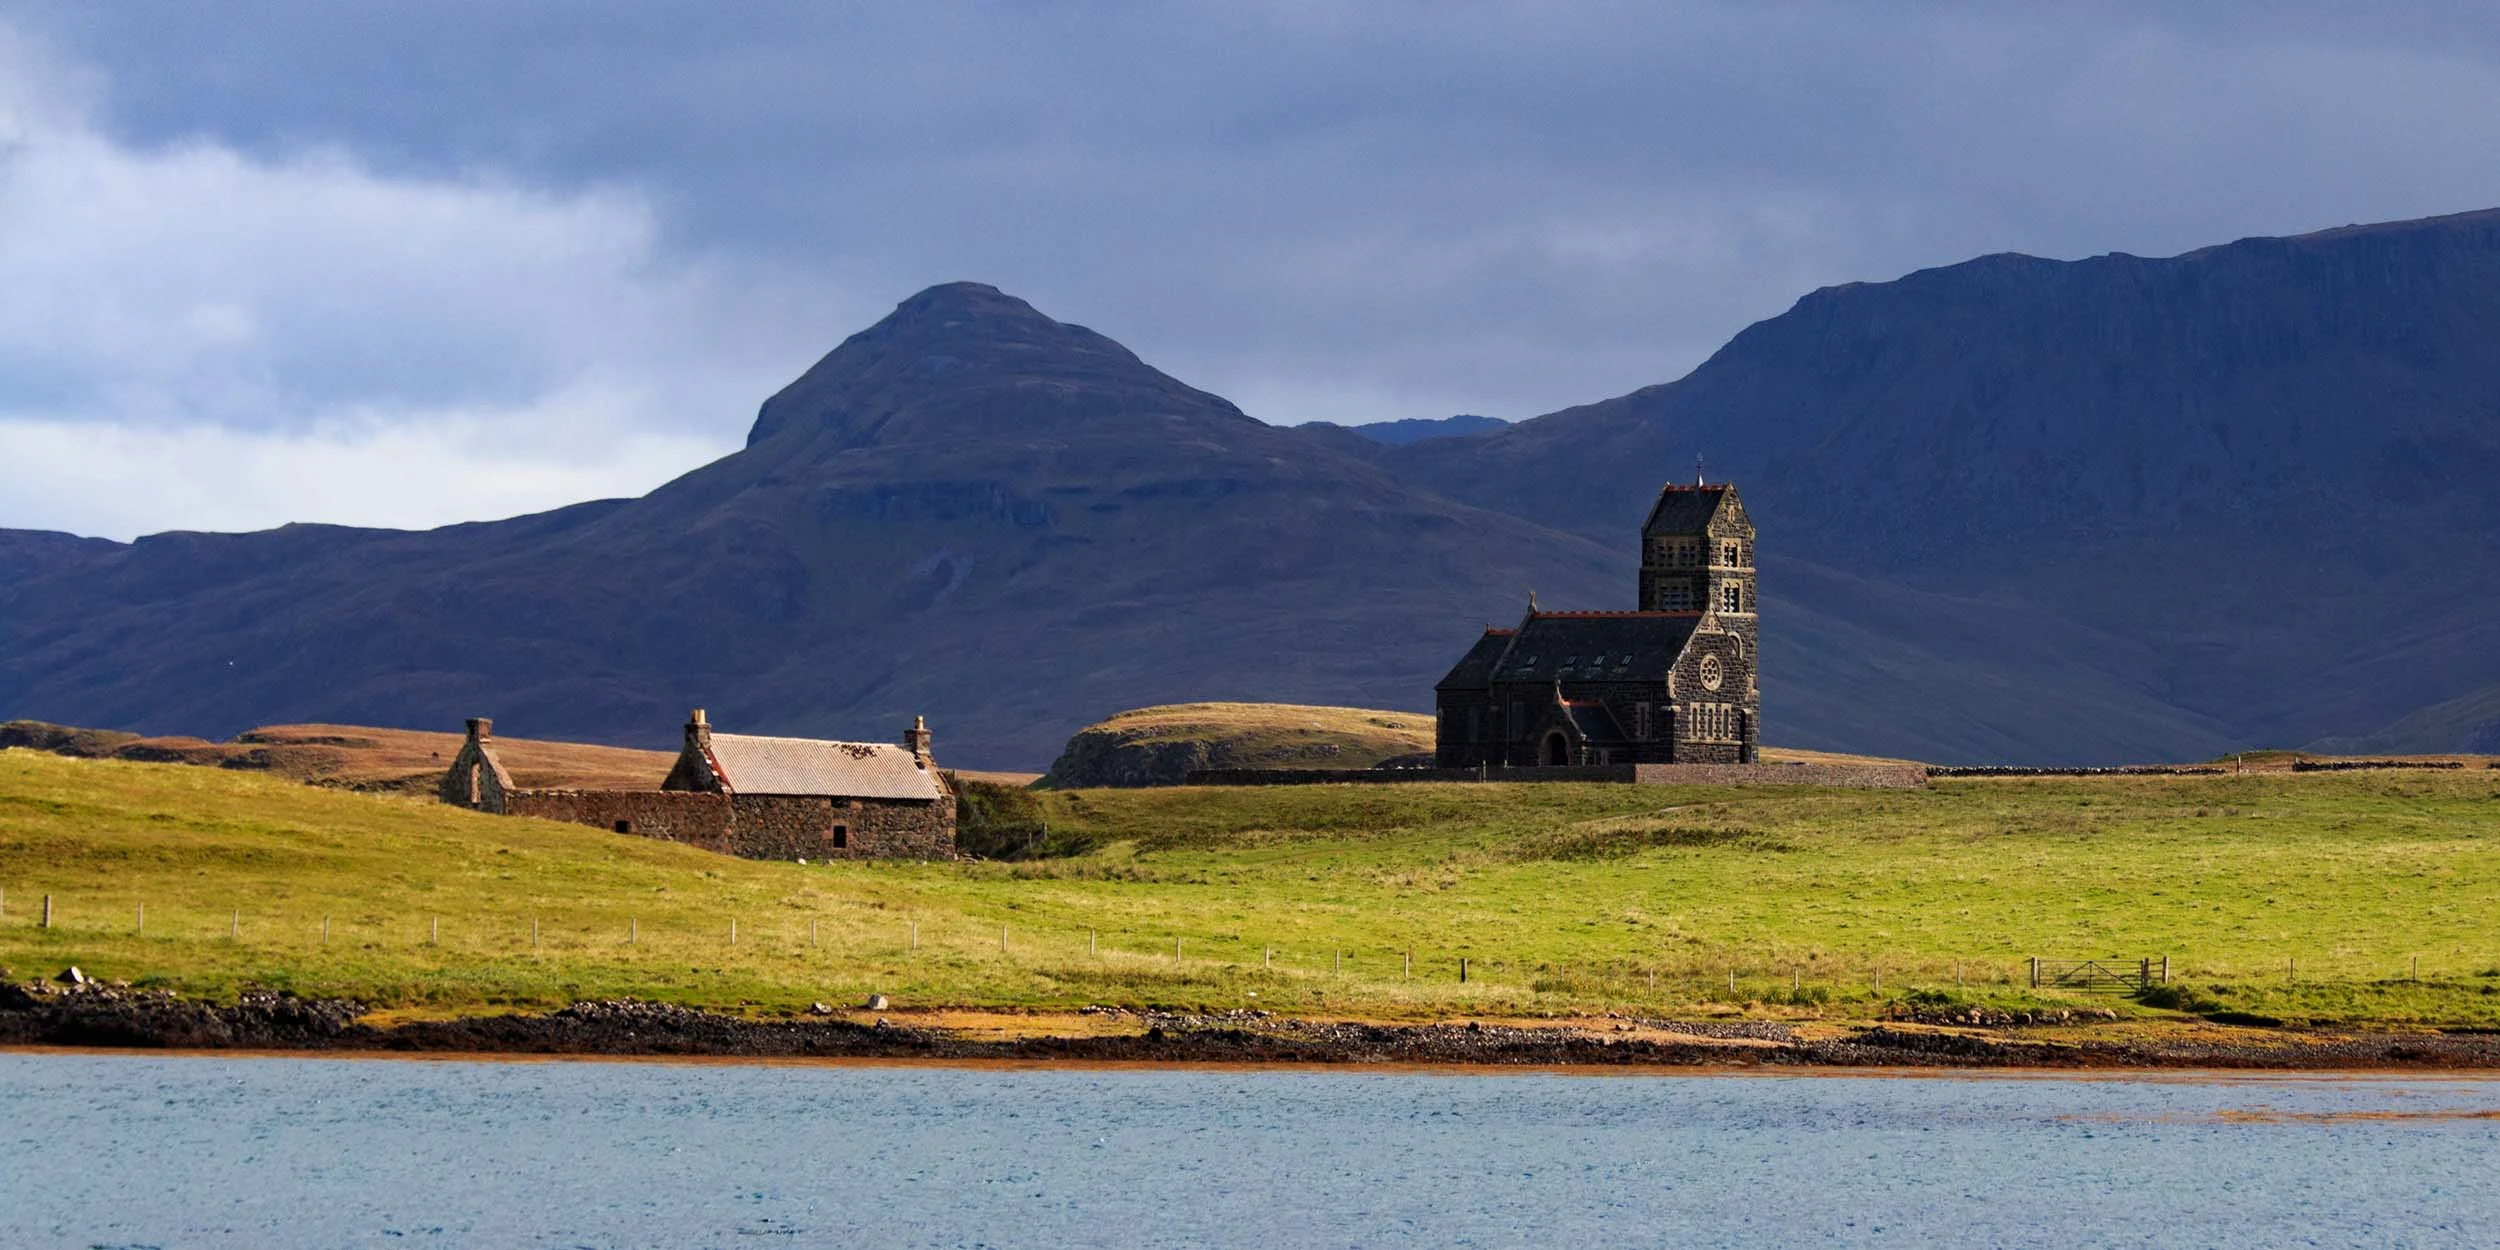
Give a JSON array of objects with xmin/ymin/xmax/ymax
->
[
  {"xmin": 613, "ymin": 820, "xmax": 631, "ymax": 834},
  {"xmin": 831, "ymin": 825, "xmax": 849, "ymax": 849},
  {"xmin": 1634, "ymin": 702, "xmax": 1652, "ymax": 740}
]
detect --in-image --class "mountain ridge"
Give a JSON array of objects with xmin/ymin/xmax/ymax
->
[{"xmin": 7, "ymin": 209, "xmax": 2500, "ymax": 763}]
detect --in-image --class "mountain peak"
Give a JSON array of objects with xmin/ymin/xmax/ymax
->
[
  {"xmin": 881, "ymin": 281, "xmax": 1049, "ymax": 327},
  {"xmin": 744, "ymin": 283, "xmax": 1246, "ymax": 451}
]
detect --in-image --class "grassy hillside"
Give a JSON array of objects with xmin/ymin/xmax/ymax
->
[
  {"xmin": 4, "ymin": 749, "xmax": 2497, "ymax": 1025},
  {"xmin": 1038, "ymin": 702, "xmax": 1436, "ymax": 786}
]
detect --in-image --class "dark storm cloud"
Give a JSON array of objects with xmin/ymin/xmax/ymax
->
[{"xmin": 4, "ymin": 2, "xmax": 2499, "ymax": 533}]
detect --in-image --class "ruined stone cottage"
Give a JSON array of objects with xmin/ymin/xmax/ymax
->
[
  {"xmin": 439, "ymin": 710, "xmax": 955, "ymax": 860},
  {"xmin": 1433, "ymin": 478, "xmax": 1761, "ymax": 767}
]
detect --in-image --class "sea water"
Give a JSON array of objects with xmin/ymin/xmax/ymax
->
[{"xmin": 1, "ymin": 1054, "xmax": 2493, "ymax": 1248}]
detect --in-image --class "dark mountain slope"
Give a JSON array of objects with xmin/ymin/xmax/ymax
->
[
  {"xmin": 1377, "ymin": 209, "xmax": 2500, "ymax": 755},
  {"xmin": 0, "ymin": 285, "xmax": 1614, "ymax": 768}
]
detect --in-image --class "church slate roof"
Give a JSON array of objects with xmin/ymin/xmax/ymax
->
[
  {"xmin": 705, "ymin": 733, "xmax": 941, "ymax": 801},
  {"xmin": 1433, "ymin": 629, "xmax": 1516, "ymax": 691},
  {"xmin": 1485, "ymin": 612, "xmax": 1703, "ymax": 683},
  {"xmin": 1642, "ymin": 484, "xmax": 1727, "ymax": 534}
]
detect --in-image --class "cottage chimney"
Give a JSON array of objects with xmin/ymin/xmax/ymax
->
[
  {"xmin": 686, "ymin": 708, "xmax": 712, "ymax": 753},
  {"xmin": 465, "ymin": 717, "xmax": 493, "ymax": 742},
  {"xmin": 904, "ymin": 714, "xmax": 933, "ymax": 769}
]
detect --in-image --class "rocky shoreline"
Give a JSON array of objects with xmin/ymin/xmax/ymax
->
[{"xmin": 7, "ymin": 979, "xmax": 2499, "ymax": 1070}]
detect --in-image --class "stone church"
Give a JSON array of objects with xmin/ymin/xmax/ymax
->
[{"xmin": 1434, "ymin": 480, "xmax": 1760, "ymax": 767}]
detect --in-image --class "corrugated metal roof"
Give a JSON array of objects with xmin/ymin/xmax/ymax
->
[{"xmin": 705, "ymin": 733, "xmax": 940, "ymax": 800}]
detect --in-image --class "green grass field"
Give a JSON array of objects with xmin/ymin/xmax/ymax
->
[{"xmin": 3, "ymin": 749, "xmax": 2497, "ymax": 1025}]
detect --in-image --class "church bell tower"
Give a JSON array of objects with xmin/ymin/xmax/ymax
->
[{"xmin": 1639, "ymin": 479, "xmax": 1755, "ymax": 643}]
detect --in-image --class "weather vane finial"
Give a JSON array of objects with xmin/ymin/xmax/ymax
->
[{"xmin": 1695, "ymin": 454, "xmax": 1706, "ymax": 487}]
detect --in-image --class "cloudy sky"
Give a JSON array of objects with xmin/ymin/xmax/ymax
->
[{"xmin": 5, "ymin": 2, "xmax": 2498, "ymax": 538}]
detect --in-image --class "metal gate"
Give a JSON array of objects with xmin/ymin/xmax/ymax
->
[{"xmin": 2029, "ymin": 957, "xmax": 2168, "ymax": 993}]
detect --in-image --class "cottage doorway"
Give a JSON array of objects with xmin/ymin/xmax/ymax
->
[{"xmin": 1540, "ymin": 731, "xmax": 1570, "ymax": 766}]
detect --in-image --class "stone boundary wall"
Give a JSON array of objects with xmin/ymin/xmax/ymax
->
[
  {"xmin": 1182, "ymin": 762, "xmax": 1926, "ymax": 789},
  {"xmin": 2288, "ymin": 759, "xmax": 2472, "ymax": 772},
  {"xmin": 1928, "ymin": 765, "xmax": 2225, "ymax": 778}
]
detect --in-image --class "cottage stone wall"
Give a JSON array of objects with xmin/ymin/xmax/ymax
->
[{"xmin": 724, "ymin": 793, "xmax": 956, "ymax": 860}]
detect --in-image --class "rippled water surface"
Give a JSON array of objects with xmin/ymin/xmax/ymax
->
[{"xmin": 3, "ymin": 1053, "xmax": 2496, "ymax": 1248}]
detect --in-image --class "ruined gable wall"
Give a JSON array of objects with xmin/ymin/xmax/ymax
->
[{"xmin": 437, "ymin": 738, "xmax": 514, "ymax": 812}]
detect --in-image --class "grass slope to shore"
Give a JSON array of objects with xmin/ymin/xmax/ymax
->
[{"xmin": 3, "ymin": 749, "xmax": 2497, "ymax": 1026}]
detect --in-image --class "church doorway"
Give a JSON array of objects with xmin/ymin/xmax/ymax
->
[{"xmin": 1539, "ymin": 731, "xmax": 1571, "ymax": 766}]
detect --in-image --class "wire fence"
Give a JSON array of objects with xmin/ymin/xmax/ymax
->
[{"xmin": 0, "ymin": 887, "xmax": 2471, "ymax": 999}]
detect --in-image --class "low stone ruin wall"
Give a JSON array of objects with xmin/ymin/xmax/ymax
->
[
  {"xmin": 499, "ymin": 789, "xmax": 953, "ymax": 860},
  {"xmin": 1183, "ymin": 762, "xmax": 1927, "ymax": 789},
  {"xmin": 504, "ymin": 790, "xmax": 734, "ymax": 854}
]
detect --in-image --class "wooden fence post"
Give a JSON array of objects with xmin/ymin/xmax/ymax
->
[
  {"xmin": 2411, "ymin": 955, "xmax": 2419, "ymax": 981},
  {"xmin": 730, "ymin": 918, "xmax": 737, "ymax": 946},
  {"xmin": 1404, "ymin": 950, "xmax": 1411, "ymax": 979},
  {"xmin": 2161, "ymin": 955, "xmax": 2169, "ymax": 985},
  {"xmin": 1000, "ymin": 923, "xmax": 1008, "ymax": 953},
  {"xmin": 431, "ymin": 916, "xmax": 439, "ymax": 946},
  {"xmin": 42, "ymin": 893, "xmax": 53, "ymax": 929},
  {"xmin": 1335, "ymin": 950, "xmax": 1342, "ymax": 975},
  {"xmin": 910, "ymin": 921, "xmax": 919, "ymax": 950},
  {"xmin": 136, "ymin": 903, "xmax": 144, "ymax": 935},
  {"xmin": 230, "ymin": 911, "xmax": 239, "ymax": 940},
  {"xmin": 1174, "ymin": 936, "xmax": 1182, "ymax": 964},
  {"xmin": 533, "ymin": 917, "xmax": 541, "ymax": 948},
  {"xmin": 2028, "ymin": 957, "xmax": 2039, "ymax": 989},
  {"xmin": 322, "ymin": 915, "xmax": 330, "ymax": 945},
  {"xmin": 1460, "ymin": 957, "xmax": 1469, "ymax": 983},
  {"xmin": 1088, "ymin": 929, "xmax": 1095, "ymax": 957},
  {"xmin": 629, "ymin": 917, "xmax": 637, "ymax": 945}
]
